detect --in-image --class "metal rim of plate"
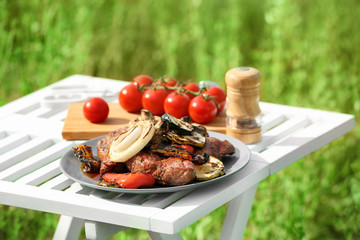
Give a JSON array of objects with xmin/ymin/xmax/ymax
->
[{"xmin": 60, "ymin": 131, "xmax": 251, "ymax": 194}]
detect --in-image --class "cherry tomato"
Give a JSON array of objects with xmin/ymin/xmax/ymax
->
[
  {"xmin": 188, "ymin": 96, "xmax": 217, "ymax": 124},
  {"xmin": 203, "ymin": 86, "xmax": 226, "ymax": 114},
  {"xmin": 155, "ymin": 77, "xmax": 178, "ymax": 94},
  {"xmin": 183, "ymin": 82, "xmax": 200, "ymax": 99},
  {"xmin": 164, "ymin": 92, "xmax": 190, "ymax": 119},
  {"xmin": 118, "ymin": 84, "xmax": 143, "ymax": 113},
  {"xmin": 83, "ymin": 97, "xmax": 109, "ymax": 123},
  {"xmin": 142, "ymin": 88, "xmax": 168, "ymax": 116},
  {"xmin": 132, "ymin": 74, "xmax": 153, "ymax": 86}
]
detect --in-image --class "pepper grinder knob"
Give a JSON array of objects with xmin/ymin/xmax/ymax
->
[{"xmin": 225, "ymin": 67, "xmax": 262, "ymax": 144}]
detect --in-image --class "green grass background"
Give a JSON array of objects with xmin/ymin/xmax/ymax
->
[{"xmin": 1, "ymin": 0, "xmax": 359, "ymax": 239}]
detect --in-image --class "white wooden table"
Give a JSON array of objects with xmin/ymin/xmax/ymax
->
[{"xmin": 0, "ymin": 75, "xmax": 354, "ymax": 240}]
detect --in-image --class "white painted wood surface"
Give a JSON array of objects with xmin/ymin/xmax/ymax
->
[
  {"xmin": 220, "ymin": 184, "xmax": 258, "ymax": 240},
  {"xmin": 0, "ymin": 75, "xmax": 354, "ymax": 240}
]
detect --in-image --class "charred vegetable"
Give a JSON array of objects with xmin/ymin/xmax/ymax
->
[
  {"xmin": 98, "ymin": 179, "xmax": 119, "ymax": 188},
  {"xmin": 181, "ymin": 116, "xmax": 192, "ymax": 123},
  {"xmin": 100, "ymin": 172, "xmax": 155, "ymax": 189},
  {"xmin": 192, "ymin": 153, "xmax": 210, "ymax": 165},
  {"xmin": 166, "ymin": 130, "xmax": 206, "ymax": 147},
  {"xmin": 195, "ymin": 156, "xmax": 225, "ymax": 181},
  {"xmin": 80, "ymin": 158, "xmax": 101, "ymax": 173},
  {"xmin": 162, "ymin": 113, "xmax": 193, "ymax": 135},
  {"xmin": 150, "ymin": 143, "xmax": 193, "ymax": 160},
  {"xmin": 191, "ymin": 123, "xmax": 208, "ymax": 137},
  {"xmin": 130, "ymin": 109, "xmax": 161, "ymax": 125},
  {"xmin": 72, "ymin": 145, "xmax": 93, "ymax": 160},
  {"xmin": 72, "ymin": 145, "xmax": 100, "ymax": 173}
]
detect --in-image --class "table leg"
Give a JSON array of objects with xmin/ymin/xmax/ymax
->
[
  {"xmin": 148, "ymin": 231, "xmax": 183, "ymax": 240},
  {"xmin": 85, "ymin": 220, "xmax": 126, "ymax": 240},
  {"xmin": 220, "ymin": 184, "xmax": 258, "ymax": 240},
  {"xmin": 53, "ymin": 215, "xmax": 84, "ymax": 240}
]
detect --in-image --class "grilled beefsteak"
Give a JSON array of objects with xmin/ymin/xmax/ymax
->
[
  {"xmin": 125, "ymin": 151, "xmax": 162, "ymax": 174},
  {"xmin": 195, "ymin": 137, "xmax": 235, "ymax": 159},
  {"xmin": 99, "ymin": 160, "xmax": 127, "ymax": 175},
  {"xmin": 155, "ymin": 157, "xmax": 195, "ymax": 186},
  {"xmin": 97, "ymin": 127, "xmax": 128, "ymax": 175},
  {"xmin": 126, "ymin": 151, "xmax": 196, "ymax": 186}
]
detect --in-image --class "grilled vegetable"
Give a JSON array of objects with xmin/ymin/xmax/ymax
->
[
  {"xmin": 72, "ymin": 145, "xmax": 100, "ymax": 173},
  {"xmin": 150, "ymin": 143, "xmax": 193, "ymax": 160},
  {"xmin": 192, "ymin": 153, "xmax": 210, "ymax": 165},
  {"xmin": 171, "ymin": 143, "xmax": 194, "ymax": 154},
  {"xmin": 195, "ymin": 156, "xmax": 225, "ymax": 181},
  {"xmin": 161, "ymin": 113, "xmax": 193, "ymax": 135},
  {"xmin": 130, "ymin": 109, "xmax": 160, "ymax": 125},
  {"xmin": 130, "ymin": 109, "xmax": 163, "ymax": 135},
  {"xmin": 192, "ymin": 123, "xmax": 208, "ymax": 137},
  {"xmin": 80, "ymin": 158, "xmax": 101, "ymax": 173},
  {"xmin": 140, "ymin": 109, "xmax": 155, "ymax": 121},
  {"xmin": 97, "ymin": 179, "xmax": 119, "ymax": 188},
  {"xmin": 166, "ymin": 130, "xmax": 206, "ymax": 147},
  {"xmin": 181, "ymin": 116, "xmax": 192, "ymax": 123},
  {"xmin": 101, "ymin": 172, "xmax": 155, "ymax": 189},
  {"xmin": 109, "ymin": 120, "xmax": 155, "ymax": 162},
  {"xmin": 72, "ymin": 145, "xmax": 93, "ymax": 160}
]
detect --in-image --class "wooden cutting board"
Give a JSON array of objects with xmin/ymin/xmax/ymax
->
[{"xmin": 62, "ymin": 103, "xmax": 227, "ymax": 140}]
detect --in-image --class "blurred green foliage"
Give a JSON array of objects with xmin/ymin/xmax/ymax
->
[{"xmin": 0, "ymin": 0, "xmax": 359, "ymax": 239}]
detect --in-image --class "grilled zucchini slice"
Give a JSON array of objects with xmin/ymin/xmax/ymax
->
[
  {"xmin": 161, "ymin": 113, "xmax": 193, "ymax": 135},
  {"xmin": 195, "ymin": 156, "xmax": 225, "ymax": 181},
  {"xmin": 166, "ymin": 130, "xmax": 205, "ymax": 147}
]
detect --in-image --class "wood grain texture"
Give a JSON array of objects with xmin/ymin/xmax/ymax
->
[
  {"xmin": 62, "ymin": 103, "xmax": 227, "ymax": 140},
  {"xmin": 225, "ymin": 67, "xmax": 261, "ymax": 119},
  {"xmin": 225, "ymin": 67, "xmax": 262, "ymax": 144}
]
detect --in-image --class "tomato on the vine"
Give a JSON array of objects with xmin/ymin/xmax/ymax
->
[
  {"xmin": 155, "ymin": 77, "xmax": 178, "ymax": 94},
  {"xmin": 188, "ymin": 95, "xmax": 217, "ymax": 124},
  {"xmin": 203, "ymin": 86, "xmax": 226, "ymax": 114},
  {"xmin": 142, "ymin": 88, "xmax": 168, "ymax": 116},
  {"xmin": 164, "ymin": 92, "xmax": 190, "ymax": 119},
  {"xmin": 119, "ymin": 84, "xmax": 143, "ymax": 113},
  {"xmin": 183, "ymin": 82, "xmax": 200, "ymax": 99},
  {"xmin": 83, "ymin": 97, "xmax": 109, "ymax": 123},
  {"xmin": 132, "ymin": 74, "xmax": 153, "ymax": 86},
  {"xmin": 156, "ymin": 77, "xmax": 177, "ymax": 87}
]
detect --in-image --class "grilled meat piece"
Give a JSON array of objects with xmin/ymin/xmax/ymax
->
[
  {"xmin": 99, "ymin": 160, "xmax": 127, "ymax": 175},
  {"xmin": 155, "ymin": 157, "xmax": 195, "ymax": 186},
  {"xmin": 195, "ymin": 137, "xmax": 235, "ymax": 159},
  {"xmin": 126, "ymin": 151, "xmax": 196, "ymax": 186},
  {"xmin": 97, "ymin": 127, "xmax": 128, "ymax": 161},
  {"xmin": 125, "ymin": 151, "xmax": 162, "ymax": 174}
]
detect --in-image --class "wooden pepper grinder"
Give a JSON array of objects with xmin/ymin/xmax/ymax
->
[{"xmin": 225, "ymin": 67, "xmax": 262, "ymax": 144}]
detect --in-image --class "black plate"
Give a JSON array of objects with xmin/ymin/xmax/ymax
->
[{"xmin": 60, "ymin": 131, "xmax": 251, "ymax": 194}]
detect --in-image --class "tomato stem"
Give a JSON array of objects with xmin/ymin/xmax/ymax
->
[
  {"xmin": 202, "ymin": 94, "xmax": 220, "ymax": 108},
  {"xmin": 136, "ymin": 80, "xmax": 220, "ymax": 108}
]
